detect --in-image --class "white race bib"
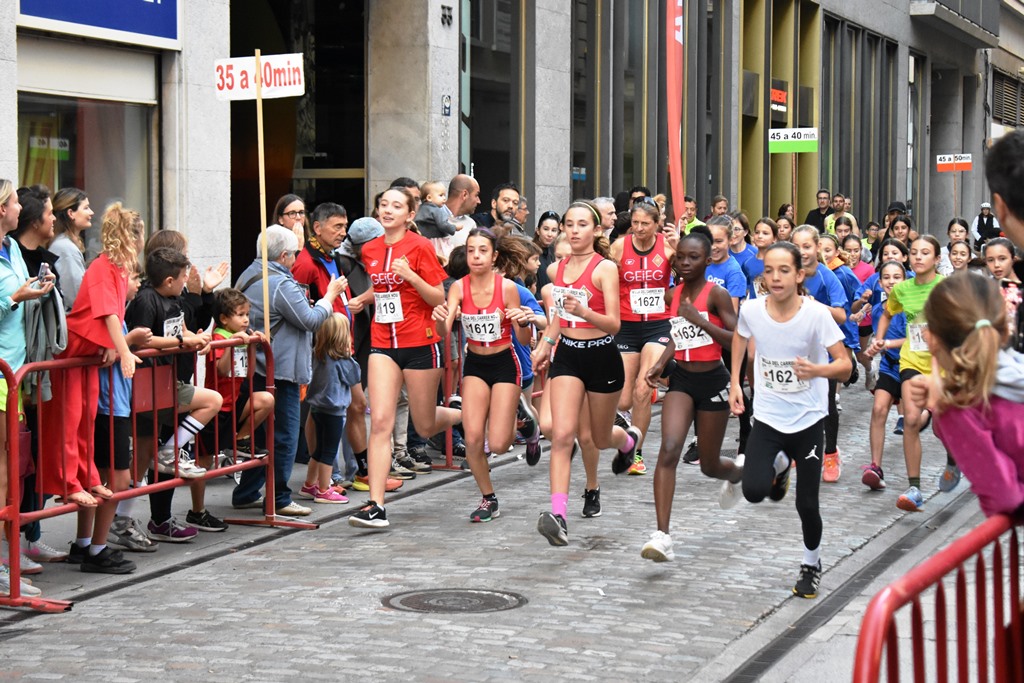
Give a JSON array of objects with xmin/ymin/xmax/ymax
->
[
  {"xmin": 462, "ymin": 311, "xmax": 502, "ymax": 343},
  {"xmin": 669, "ymin": 314, "xmax": 711, "ymax": 350},
  {"xmin": 552, "ymin": 286, "xmax": 590, "ymax": 323},
  {"xmin": 879, "ymin": 290, "xmax": 888, "ymax": 303},
  {"xmin": 163, "ymin": 313, "xmax": 184, "ymax": 339},
  {"xmin": 374, "ymin": 291, "xmax": 404, "ymax": 323},
  {"xmin": 630, "ymin": 287, "xmax": 666, "ymax": 314},
  {"xmin": 760, "ymin": 357, "xmax": 809, "ymax": 394},
  {"xmin": 232, "ymin": 347, "xmax": 248, "ymax": 378},
  {"xmin": 907, "ymin": 323, "xmax": 928, "ymax": 352}
]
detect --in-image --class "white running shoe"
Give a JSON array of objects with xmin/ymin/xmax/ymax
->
[
  {"xmin": 156, "ymin": 447, "xmax": 207, "ymax": 479},
  {"xmin": 719, "ymin": 453, "xmax": 745, "ymax": 510},
  {"xmin": 640, "ymin": 530, "xmax": 674, "ymax": 562}
]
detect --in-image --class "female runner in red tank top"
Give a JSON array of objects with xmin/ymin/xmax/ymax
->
[
  {"xmin": 346, "ymin": 187, "xmax": 461, "ymax": 529},
  {"xmin": 434, "ymin": 228, "xmax": 526, "ymax": 523},
  {"xmin": 641, "ymin": 231, "xmax": 741, "ymax": 562},
  {"xmin": 609, "ymin": 199, "xmax": 675, "ymax": 475},
  {"xmin": 531, "ymin": 200, "xmax": 641, "ymax": 547}
]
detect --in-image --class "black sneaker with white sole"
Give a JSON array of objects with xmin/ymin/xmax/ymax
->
[
  {"xmin": 682, "ymin": 438, "xmax": 699, "ymax": 464},
  {"xmin": 581, "ymin": 488, "xmax": 602, "ymax": 518},
  {"xmin": 793, "ymin": 561, "xmax": 822, "ymax": 598},
  {"xmin": 185, "ymin": 508, "xmax": 228, "ymax": 532},
  {"xmin": 769, "ymin": 463, "xmax": 791, "ymax": 502},
  {"xmin": 80, "ymin": 546, "xmax": 136, "ymax": 574},
  {"xmin": 537, "ymin": 511, "xmax": 568, "ymax": 546},
  {"xmin": 469, "ymin": 496, "xmax": 500, "ymax": 522},
  {"xmin": 349, "ymin": 501, "xmax": 389, "ymax": 528}
]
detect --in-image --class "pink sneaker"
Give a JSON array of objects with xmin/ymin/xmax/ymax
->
[
  {"xmin": 297, "ymin": 482, "xmax": 318, "ymax": 500},
  {"xmin": 313, "ymin": 486, "xmax": 349, "ymax": 504}
]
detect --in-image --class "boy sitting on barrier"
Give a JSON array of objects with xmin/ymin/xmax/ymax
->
[
  {"xmin": 203, "ymin": 288, "xmax": 273, "ymax": 460},
  {"xmin": 125, "ymin": 247, "xmax": 223, "ymax": 543}
]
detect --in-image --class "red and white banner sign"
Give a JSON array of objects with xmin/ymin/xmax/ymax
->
[
  {"xmin": 214, "ymin": 53, "xmax": 305, "ymax": 101},
  {"xmin": 665, "ymin": 0, "xmax": 684, "ymax": 222},
  {"xmin": 936, "ymin": 154, "xmax": 973, "ymax": 173}
]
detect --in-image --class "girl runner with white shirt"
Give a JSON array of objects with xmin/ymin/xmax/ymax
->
[{"xmin": 730, "ymin": 242, "xmax": 850, "ymax": 599}]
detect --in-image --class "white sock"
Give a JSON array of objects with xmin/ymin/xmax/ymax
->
[
  {"xmin": 773, "ymin": 451, "xmax": 790, "ymax": 475},
  {"xmin": 803, "ymin": 545, "xmax": 821, "ymax": 567},
  {"xmin": 88, "ymin": 544, "xmax": 106, "ymax": 556},
  {"xmin": 76, "ymin": 537, "xmax": 91, "ymax": 548},
  {"xmin": 116, "ymin": 497, "xmax": 134, "ymax": 518},
  {"xmin": 162, "ymin": 415, "xmax": 205, "ymax": 451}
]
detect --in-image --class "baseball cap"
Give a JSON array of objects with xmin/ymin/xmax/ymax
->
[
  {"xmin": 981, "ymin": 201, "xmax": 992, "ymax": 209},
  {"xmin": 347, "ymin": 216, "xmax": 384, "ymax": 244},
  {"xmin": 885, "ymin": 201, "xmax": 907, "ymax": 214}
]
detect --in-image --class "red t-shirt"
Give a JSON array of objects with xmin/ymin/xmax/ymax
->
[
  {"xmin": 66, "ymin": 253, "xmax": 128, "ymax": 348},
  {"xmin": 361, "ymin": 230, "xmax": 447, "ymax": 348},
  {"xmin": 207, "ymin": 328, "xmax": 246, "ymax": 412}
]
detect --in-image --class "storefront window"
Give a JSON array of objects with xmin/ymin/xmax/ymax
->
[{"xmin": 17, "ymin": 93, "xmax": 155, "ymax": 258}]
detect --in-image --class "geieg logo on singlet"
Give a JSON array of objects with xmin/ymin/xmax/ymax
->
[{"xmin": 371, "ymin": 272, "xmax": 405, "ymax": 286}]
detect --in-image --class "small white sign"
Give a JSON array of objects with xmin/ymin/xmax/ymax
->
[{"xmin": 214, "ymin": 53, "xmax": 305, "ymax": 101}]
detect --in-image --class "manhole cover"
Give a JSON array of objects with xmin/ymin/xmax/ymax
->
[{"xmin": 382, "ymin": 589, "xmax": 527, "ymax": 613}]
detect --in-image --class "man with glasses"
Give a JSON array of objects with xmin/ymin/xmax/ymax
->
[{"xmin": 804, "ymin": 188, "xmax": 834, "ymax": 233}]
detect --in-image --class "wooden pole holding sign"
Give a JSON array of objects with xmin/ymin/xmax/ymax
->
[
  {"xmin": 214, "ymin": 50, "xmax": 305, "ymax": 338},
  {"xmin": 936, "ymin": 154, "xmax": 973, "ymax": 219},
  {"xmin": 255, "ymin": 50, "xmax": 271, "ymax": 339}
]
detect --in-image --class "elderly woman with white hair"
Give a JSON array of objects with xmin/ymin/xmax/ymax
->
[{"xmin": 231, "ymin": 225, "xmax": 347, "ymax": 515}]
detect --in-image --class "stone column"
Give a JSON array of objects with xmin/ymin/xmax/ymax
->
[
  {"xmin": 161, "ymin": 0, "xmax": 232, "ymax": 274},
  {"xmin": 529, "ymin": 1, "xmax": 572, "ymax": 216},
  {"xmin": 0, "ymin": 2, "xmax": 18, "ymax": 181},
  {"xmin": 367, "ymin": 0, "xmax": 460, "ymax": 200}
]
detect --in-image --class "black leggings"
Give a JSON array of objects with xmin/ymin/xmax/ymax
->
[
  {"xmin": 720, "ymin": 347, "xmax": 752, "ymax": 453},
  {"xmin": 824, "ymin": 379, "xmax": 839, "ymax": 454},
  {"xmin": 743, "ymin": 418, "xmax": 824, "ymax": 551}
]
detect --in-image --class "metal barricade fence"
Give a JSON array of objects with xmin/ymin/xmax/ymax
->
[
  {"xmin": 853, "ymin": 513, "xmax": 1024, "ymax": 683},
  {"xmin": 1, "ymin": 338, "xmax": 316, "ymax": 614}
]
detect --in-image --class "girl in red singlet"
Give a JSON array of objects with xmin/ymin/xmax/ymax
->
[
  {"xmin": 641, "ymin": 232, "xmax": 740, "ymax": 562},
  {"xmin": 347, "ymin": 188, "xmax": 461, "ymax": 529},
  {"xmin": 434, "ymin": 229, "xmax": 526, "ymax": 523},
  {"xmin": 531, "ymin": 201, "xmax": 640, "ymax": 547}
]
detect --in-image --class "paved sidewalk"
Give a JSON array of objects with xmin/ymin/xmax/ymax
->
[{"xmin": 1, "ymin": 384, "xmax": 977, "ymax": 681}]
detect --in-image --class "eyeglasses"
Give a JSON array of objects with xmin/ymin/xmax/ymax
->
[
  {"xmin": 283, "ymin": 210, "xmax": 306, "ymax": 219},
  {"xmin": 633, "ymin": 196, "xmax": 657, "ymax": 207}
]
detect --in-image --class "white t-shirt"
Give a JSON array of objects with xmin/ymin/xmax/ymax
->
[{"xmin": 737, "ymin": 297, "xmax": 845, "ymax": 434}]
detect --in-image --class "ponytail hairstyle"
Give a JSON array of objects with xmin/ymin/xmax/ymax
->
[
  {"xmin": 101, "ymin": 202, "xmax": 142, "ymax": 272},
  {"xmin": 465, "ymin": 227, "xmax": 537, "ymax": 282},
  {"xmin": 982, "ymin": 236, "xmax": 1019, "ymax": 260},
  {"xmin": 791, "ymin": 224, "xmax": 825, "ymax": 265},
  {"xmin": 14, "ymin": 185, "xmax": 50, "ymax": 240},
  {"xmin": 566, "ymin": 200, "xmax": 611, "ymax": 257},
  {"xmin": 911, "ymin": 234, "xmax": 943, "ymax": 262},
  {"xmin": 842, "ymin": 234, "xmax": 863, "ymax": 265},
  {"xmin": 875, "ymin": 237, "xmax": 910, "ymax": 269},
  {"xmin": 52, "ymin": 187, "xmax": 89, "ymax": 252},
  {"xmin": 923, "ymin": 273, "xmax": 1007, "ymax": 409},
  {"xmin": 728, "ymin": 210, "xmax": 751, "ymax": 244}
]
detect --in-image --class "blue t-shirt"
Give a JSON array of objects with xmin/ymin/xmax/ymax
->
[
  {"xmin": 742, "ymin": 257, "xmax": 765, "ymax": 299},
  {"xmin": 512, "ymin": 283, "xmax": 543, "ymax": 384},
  {"xmin": 804, "ymin": 264, "xmax": 848, "ymax": 309},
  {"xmin": 871, "ymin": 302, "xmax": 906, "ymax": 381},
  {"xmin": 98, "ymin": 323, "xmax": 132, "ymax": 417},
  {"xmin": 731, "ymin": 243, "xmax": 758, "ymax": 271},
  {"xmin": 707, "ymin": 258, "xmax": 747, "ymax": 300},
  {"xmin": 830, "ymin": 264, "xmax": 861, "ymax": 351}
]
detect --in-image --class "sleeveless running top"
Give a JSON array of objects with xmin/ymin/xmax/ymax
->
[
  {"xmin": 671, "ymin": 281, "xmax": 723, "ymax": 363},
  {"xmin": 460, "ymin": 273, "xmax": 513, "ymax": 348},
  {"xmin": 552, "ymin": 253, "xmax": 606, "ymax": 330},
  {"xmin": 619, "ymin": 233, "xmax": 672, "ymax": 322}
]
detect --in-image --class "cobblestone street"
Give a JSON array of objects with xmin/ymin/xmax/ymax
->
[{"xmin": 0, "ymin": 385, "xmax": 975, "ymax": 681}]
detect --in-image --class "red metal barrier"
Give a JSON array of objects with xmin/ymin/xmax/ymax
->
[
  {"xmin": 853, "ymin": 513, "xmax": 1024, "ymax": 682},
  {"xmin": 1, "ymin": 338, "xmax": 314, "ymax": 613}
]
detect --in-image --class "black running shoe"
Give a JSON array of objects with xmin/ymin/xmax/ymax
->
[
  {"xmin": 537, "ymin": 512, "xmax": 568, "ymax": 546},
  {"xmin": 793, "ymin": 561, "xmax": 822, "ymax": 598},
  {"xmin": 469, "ymin": 497, "xmax": 500, "ymax": 523},
  {"xmin": 770, "ymin": 464, "xmax": 791, "ymax": 502},
  {"xmin": 612, "ymin": 426, "xmax": 643, "ymax": 475},
  {"xmin": 581, "ymin": 488, "xmax": 602, "ymax": 518},
  {"xmin": 66, "ymin": 542, "xmax": 87, "ymax": 565},
  {"xmin": 614, "ymin": 411, "xmax": 630, "ymax": 430},
  {"xmin": 570, "ymin": 439, "xmax": 581, "ymax": 461},
  {"xmin": 525, "ymin": 438, "xmax": 542, "ymax": 466},
  {"xmin": 185, "ymin": 508, "xmax": 228, "ymax": 532},
  {"xmin": 349, "ymin": 501, "xmax": 389, "ymax": 528},
  {"xmin": 80, "ymin": 546, "xmax": 136, "ymax": 575},
  {"xmin": 682, "ymin": 438, "xmax": 699, "ymax": 464}
]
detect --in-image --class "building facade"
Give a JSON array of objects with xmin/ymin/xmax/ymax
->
[{"xmin": 3, "ymin": 1, "xmax": 1024, "ymax": 272}]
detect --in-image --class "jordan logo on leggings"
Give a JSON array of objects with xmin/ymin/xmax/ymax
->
[{"xmin": 805, "ymin": 447, "xmax": 820, "ymax": 461}]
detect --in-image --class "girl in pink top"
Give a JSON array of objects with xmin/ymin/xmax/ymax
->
[{"xmin": 905, "ymin": 273, "xmax": 1024, "ymax": 517}]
